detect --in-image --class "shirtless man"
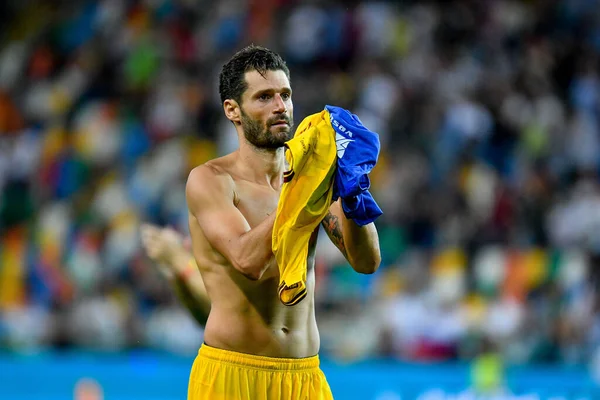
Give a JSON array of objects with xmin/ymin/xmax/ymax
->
[{"xmin": 185, "ymin": 45, "xmax": 381, "ymax": 400}]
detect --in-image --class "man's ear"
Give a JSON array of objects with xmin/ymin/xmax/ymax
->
[{"xmin": 223, "ymin": 99, "xmax": 241, "ymax": 124}]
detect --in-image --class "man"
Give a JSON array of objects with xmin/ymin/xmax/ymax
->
[
  {"xmin": 140, "ymin": 223, "xmax": 210, "ymax": 325},
  {"xmin": 185, "ymin": 45, "xmax": 381, "ymax": 399}
]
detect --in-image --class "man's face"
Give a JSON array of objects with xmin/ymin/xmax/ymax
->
[{"xmin": 238, "ymin": 69, "xmax": 294, "ymax": 149}]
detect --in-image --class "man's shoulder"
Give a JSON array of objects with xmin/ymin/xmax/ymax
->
[
  {"xmin": 188, "ymin": 161, "xmax": 227, "ymax": 182},
  {"xmin": 186, "ymin": 157, "xmax": 236, "ymax": 202}
]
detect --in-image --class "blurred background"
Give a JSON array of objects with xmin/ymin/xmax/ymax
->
[{"xmin": 1, "ymin": 0, "xmax": 600, "ymax": 398}]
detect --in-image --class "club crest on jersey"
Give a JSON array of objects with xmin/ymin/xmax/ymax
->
[
  {"xmin": 335, "ymin": 133, "xmax": 353, "ymax": 158},
  {"xmin": 330, "ymin": 115, "xmax": 354, "ymax": 158}
]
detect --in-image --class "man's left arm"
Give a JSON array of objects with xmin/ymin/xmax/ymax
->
[{"xmin": 321, "ymin": 199, "xmax": 381, "ymax": 274}]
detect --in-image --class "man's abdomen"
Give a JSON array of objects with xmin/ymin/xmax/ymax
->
[{"xmin": 202, "ymin": 299, "xmax": 320, "ymax": 358}]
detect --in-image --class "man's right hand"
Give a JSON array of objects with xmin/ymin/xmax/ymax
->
[
  {"xmin": 140, "ymin": 223, "xmax": 189, "ymax": 278},
  {"xmin": 140, "ymin": 223, "xmax": 211, "ymax": 324}
]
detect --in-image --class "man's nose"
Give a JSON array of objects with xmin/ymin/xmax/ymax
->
[{"xmin": 273, "ymin": 94, "xmax": 287, "ymax": 113}]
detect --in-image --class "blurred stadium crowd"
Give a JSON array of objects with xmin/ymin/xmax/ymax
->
[{"xmin": 1, "ymin": 0, "xmax": 600, "ymax": 370}]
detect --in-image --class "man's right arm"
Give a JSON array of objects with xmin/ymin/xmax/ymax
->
[
  {"xmin": 140, "ymin": 224, "xmax": 210, "ymax": 325},
  {"xmin": 186, "ymin": 165, "xmax": 276, "ymax": 280}
]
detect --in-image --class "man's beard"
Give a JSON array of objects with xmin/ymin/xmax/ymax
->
[{"xmin": 240, "ymin": 109, "xmax": 294, "ymax": 149}]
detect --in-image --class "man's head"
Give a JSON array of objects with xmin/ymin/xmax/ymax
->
[{"xmin": 219, "ymin": 45, "xmax": 294, "ymax": 149}]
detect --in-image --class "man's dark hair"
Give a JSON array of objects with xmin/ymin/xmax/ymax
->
[{"xmin": 219, "ymin": 45, "xmax": 290, "ymax": 104}]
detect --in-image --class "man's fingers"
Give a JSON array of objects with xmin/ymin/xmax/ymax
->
[
  {"xmin": 140, "ymin": 231, "xmax": 156, "ymax": 246},
  {"xmin": 161, "ymin": 227, "xmax": 183, "ymax": 243},
  {"xmin": 141, "ymin": 222, "xmax": 161, "ymax": 230},
  {"xmin": 141, "ymin": 225, "xmax": 161, "ymax": 237},
  {"xmin": 140, "ymin": 224, "xmax": 186, "ymax": 265},
  {"xmin": 147, "ymin": 248, "xmax": 161, "ymax": 259},
  {"xmin": 163, "ymin": 227, "xmax": 179, "ymax": 235},
  {"xmin": 141, "ymin": 226, "xmax": 164, "ymax": 248}
]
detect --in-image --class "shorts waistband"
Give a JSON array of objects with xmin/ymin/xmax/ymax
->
[{"xmin": 198, "ymin": 344, "xmax": 320, "ymax": 371}]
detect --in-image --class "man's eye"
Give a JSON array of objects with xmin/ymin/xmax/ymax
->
[
  {"xmin": 260, "ymin": 94, "xmax": 271, "ymax": 100},
  {"xmin": 281, "ymin": 93, "xmax": 290, "ymax": 100}
]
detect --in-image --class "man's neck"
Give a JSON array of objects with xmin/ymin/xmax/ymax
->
[{"xmin": 237, "ymin": 143, "xmax": 286, "ymax": 190}]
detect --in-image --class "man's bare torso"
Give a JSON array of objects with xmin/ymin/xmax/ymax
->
[{"xmin": 188, "ymin": 153, "xmax": 320, "ymax": 358}]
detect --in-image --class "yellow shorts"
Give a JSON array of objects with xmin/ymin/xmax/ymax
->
[{"xmin": 187, "ymin": 344, "xmax": 334, "ymax": 400}]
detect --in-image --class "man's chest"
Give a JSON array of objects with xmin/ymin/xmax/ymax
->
[{"xmin": 234, "ymin": 184, "xmax": 280, "ymax": 228}]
